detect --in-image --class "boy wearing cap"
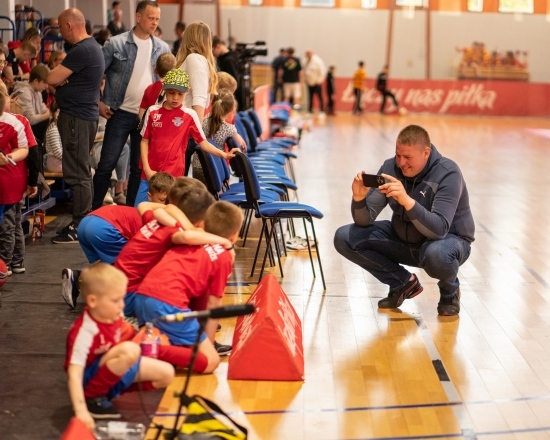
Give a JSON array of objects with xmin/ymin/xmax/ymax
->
[{"xmin": 135, "ymin": 69, "xmax": 238, "ymax": 205}]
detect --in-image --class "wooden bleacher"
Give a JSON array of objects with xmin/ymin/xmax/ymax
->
[
  {"xmin": 43, "ymin": 171, "xmax": 71, "ymax": 201},
  {"xmin": 459, "ymin": 66, "xmax": 529, "ymax": 81}
]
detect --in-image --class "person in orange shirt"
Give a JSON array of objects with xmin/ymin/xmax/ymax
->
[{"xmin": 352, "ymin": 61, "xmax": 366, "ymax": 115}]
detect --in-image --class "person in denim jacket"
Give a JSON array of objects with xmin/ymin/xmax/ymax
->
[{"xmin": 93, "ymin": 0, "xmax": 170, "ymax": 210}]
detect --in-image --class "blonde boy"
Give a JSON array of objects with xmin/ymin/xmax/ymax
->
[{"xmin": 64, "ymin": 263, "xmax": 174, "ymax": 430}]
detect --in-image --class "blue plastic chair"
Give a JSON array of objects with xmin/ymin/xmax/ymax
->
[{"xmin": 232, "ymin": 151, "xmax": 326, "ymax": 290}]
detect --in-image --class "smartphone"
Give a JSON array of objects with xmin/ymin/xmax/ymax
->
[
  {"xmin": 362, "ymin": 173, "xmax": 385, "ymax": 188},
  {"xmin": 0, "ymin": 149, "xmax": 17, "ymax": 166}
]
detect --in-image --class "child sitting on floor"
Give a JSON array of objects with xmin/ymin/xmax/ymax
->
[{"xmin": 65, "ymin": 263, "xmax": 174, "ymax": 430}]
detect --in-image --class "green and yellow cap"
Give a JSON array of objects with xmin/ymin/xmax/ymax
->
[{"xmin": 162, "ymin": 69, "xmax": 190, "ymax": 93}]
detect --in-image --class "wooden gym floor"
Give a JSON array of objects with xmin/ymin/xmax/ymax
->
[
  {"xmin": 2, "ymin": 111, "xmax": 550, "ymax": 439},
  {"xmin": 146, "ymin": 112, "xmax": 550, "ymax": 439}
]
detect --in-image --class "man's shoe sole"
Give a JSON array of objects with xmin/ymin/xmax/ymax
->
[
  {"xmin": 378, "ymin": 274, "xmax": 423, "ymax": 309},
  {"xmin": 51, "ymin": 237, "xmax": 79, "ymax": 244},
  {"xmin": 61, "ymin": 268, "xmax": 76, "ymax": 310},
  {"xmin": 89, "ymin": 411, "xmax": 122, "ymax": 420}
]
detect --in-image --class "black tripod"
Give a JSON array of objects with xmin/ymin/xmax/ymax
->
[
  {"xmin": 151, "ymin": 318, "xmax": 206, "ymax": 440},
  {"xmin": 237, "ymin": 61, "xmax": 252, "ymax": 111}
]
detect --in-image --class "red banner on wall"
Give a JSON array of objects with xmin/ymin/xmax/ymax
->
[{"xmin": 331, "ymin": 78, "xmax": 550, "ymax": 117}]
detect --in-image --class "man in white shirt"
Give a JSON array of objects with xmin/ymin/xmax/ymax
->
[
  {"xmin": 303, "ymin": 50, "xmax": 326, "ymax": 114},
  {"xmin": 93, "ymin": 0, "xmax": 170, "ymax": 209}
]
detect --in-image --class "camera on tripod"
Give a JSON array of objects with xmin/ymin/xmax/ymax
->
[{"xmin": 234, "ymin": 41, "xmax": 268, "ymax": 68}]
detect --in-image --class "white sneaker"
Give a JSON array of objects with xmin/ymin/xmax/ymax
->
[
  {"xmin": 113, "ymin": 192, "xmax": 126, "ymax": 205},
  {"xmin": 61, "ymin": 268, "xmax": 80, "ymax": 310},
  {"xmin": 103, "ymin": 192, "xmax": 114, "ymax": 205},
  {"xmin": 123, "ymin": 315, "xmax": 139, "ymax": 332},
  {"xmin": 286, "ymin": 236, "xmax": 316, "ymax": 250}
]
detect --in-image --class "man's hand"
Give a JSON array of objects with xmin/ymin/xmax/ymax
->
[
  {"xmin": 379, "ymin": 174, "xmax": 415, "ymax": 210},
  {"xmin": 352, "ymin": 172, "xmax": 369, "ymax": 201},
  {"xmin": 0, "ymin": 152, "xmax": 9, "ymax": 167},
  {"xmin": 27, "ymin": 186, "xmax": 38, "ymax": 198},
  {"xmin": 99, "ymin": 101, "xmax": 114, "ymax": 120}
]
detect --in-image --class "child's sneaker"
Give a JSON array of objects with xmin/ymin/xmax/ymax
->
[
  {"xmin": 85, "ymin": 396, "xmax": 121, "ymax": 419},
  {"xmin": 214, "ymin": 341, "xmax": 232, "ymax": 356},
  {"xmin": 286, "ymin": 236, "xmax": 316, "ymax": 250},
  {"xmin": 51, "ymin": 223, "xmax": 79, "ymax": 244},
  {"xmin": 11, "ymin": 262, "xmax": 25, "ymax": 274},
  {"xmin": 62, "ymin": 268, "xmax": 80, "ymax": 310},
  {"xmin": 1, "ymin": 265, "xmax": 12, "ymax": 278},
  {"xmin": 123, "ymin": 315, "xmax": 139, "ymax": 332}
]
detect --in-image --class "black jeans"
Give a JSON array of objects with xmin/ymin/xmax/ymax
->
[
  {"xmin": 58, "ymin": 112, "xmax": 97, "ymax": 225},
  {"xmin": 380, "ymin": 89, "xmax": 399, "ymax": 112},
  {"xmin": 184, "ymin": 137, "xmax": 198, "ymax": 176},
  {"xmin": 92, "ymin": 109, "xmax": 141, "ymax": 209},
  {"xmin": 353, "ymin": 88, "xmax": 362, "ymax": 114},
  {"xmin": 307, "ymin": 84, "xmax": 324, "ymax": 113}
]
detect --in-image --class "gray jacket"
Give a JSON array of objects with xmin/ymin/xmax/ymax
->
[
  {"xmin": 102, "ymin": 29, "xmax": 170, "ymax": 110},
  {"xmin": 12, "ymin": 81, "xmax": 49, "ymax": 126},
  {"xmin": 352, "ymin": 145, "xmax": 475, "ymax": 244}
]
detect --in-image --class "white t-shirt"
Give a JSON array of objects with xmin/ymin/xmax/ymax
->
[
  {"xmin": 181, "ymin": 53, "xmax": 210, "ymax": 110},
  {"xmin": 120, "ymin": 35, "xmax": 153, "ymax": 114}
]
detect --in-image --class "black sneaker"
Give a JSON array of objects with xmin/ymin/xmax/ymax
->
[
  {"xmin": 51, "ymin": 223, "xmax": 79, "ymax": 244},
  {"xmin": 85, "ymin": 396, "xmax": 121, "ymax": 419},
  {"xmin": 214, "ymin": 341, "xmax": 232, "ymax": 356},
  {"xmin": 62, "ymin": 268, "xmax": 80, "ymax": 310},
  {"xmin": 55, "ymin": 226, "xmax": 68, "ymax": 235},
  {"xmin": 378, "ymin": 274, "xmax": 423, "ymax": 309},
  {"xmin": 11, "ymin": 263, "xmax": 25, "ymax": 274},
  {"xmin": 437, "ymin": 289, "xmax": 461, "ymax": 316}
]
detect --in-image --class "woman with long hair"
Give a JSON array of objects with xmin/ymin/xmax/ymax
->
[{"xmin": 175, "ymin": 21, "xmax": 218, "ymax": 175}]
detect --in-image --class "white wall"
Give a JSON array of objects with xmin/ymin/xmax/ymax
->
[
  {"xmin": 0, "ymin": 0, "xmax": 16, "ymax": 43},
  {"xmin": 0, "ymin": 0, "xmax": 16, "ymax": 20},
  {"xmin": 158, "ymin": 3, "xmax": 179, "ymax": 45},
  {"xmin": 390, "ymin": 9, "xmax": 426, "ymax": 80},
  {"xmin": 27, "ymin": 0, "xmax": 67, "ymax": 22},
  {"xmin": 214, "ymin": 6, "xmax": 389, "ymax": 79}
]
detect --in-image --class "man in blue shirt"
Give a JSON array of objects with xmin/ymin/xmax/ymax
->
[{"xmin": 47, "ymin": 8, "xmax": 104, "ymax": 244}]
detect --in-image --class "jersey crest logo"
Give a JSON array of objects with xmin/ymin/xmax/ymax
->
[
  {"xmin": 153, "ymin": 113, "xmax": 162, "ymax": 122},
  {"xmin": 172, "ymin": 117, "xmax": 183, "ymax": 127}
]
